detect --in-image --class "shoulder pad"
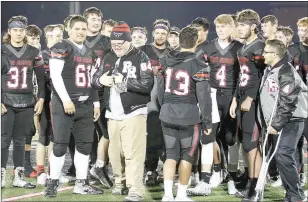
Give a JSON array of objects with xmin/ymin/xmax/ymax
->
[{"xmin": 50, "ymin": 42, "xmax": 69, "ymax": 59}]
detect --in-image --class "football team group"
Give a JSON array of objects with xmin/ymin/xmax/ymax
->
[{"xmin": 1, "ymin": 5, "xmax": 308, "ymax": 202}]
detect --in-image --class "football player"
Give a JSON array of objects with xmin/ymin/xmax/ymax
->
[
  {"xmin": 45, "ymin": 15, "xmax": 102, "ymax": 197},
  {"xmin": 101, "ymin": 19, "xmax": 117, "ymax": 37},
  {"xmin": 229, "ymin": 9, "xmax": 266, "ymax": 201},
  {"xmin": 1, "ymin": 15, "xmax": 45, "ymax": 189},
  {"xmin": 261, "ymin": 15, "xmax": 278, "ymax": 41},
  {"xmin": 131, "ymin": 26, "xmax": 148, "ymax": 48},
  {"xmin": 140, "ymin": 19, "xmax": 172, "ymax": 186},
  {"xmin": 158, "ymin": 26, "xmax": 212, "ymax": 202},
  {"xmin": 83, "ymin": 6, "xmax": 113, "ymax": 188}
]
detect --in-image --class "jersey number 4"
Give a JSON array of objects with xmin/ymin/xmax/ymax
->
[
  {"xmin": 165, "ymin": 68, "xmax": 190, "ymax": 96},
  {"xmin": 7, "ymin": 66, "xmax": 28, "ymax": 89},
  {"xmin": 216, "ymin": 65, "xmax": 227, "ymax": 87},
  {"xmin": 75, "ymin": 64, "xmax": 91, "ymax": 88}
]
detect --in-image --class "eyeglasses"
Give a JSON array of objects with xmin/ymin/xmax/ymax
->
[
  {"xmin": 263, "ymin": 51, "xmax": 275, "ymax": 54},
  {"xmin": 111, "ymin": 41, "xmax": 125, "ymax": 48}
]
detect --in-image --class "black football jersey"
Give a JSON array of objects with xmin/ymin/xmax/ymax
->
[
  {"xmin": 85, "ymin": 35, "xmax": 110, "ymax": 103},
  {"xmin": 85, "ymin": 35, "xmax": 110, "ymax": 60},
  {"xmin": 237, "ymin": 38, "xmax": 265, "ymax": 99},
  {"xmin": 140, "ymin": 44, "xmax": 171, "ymax": 67},
  {"xmin": 1, "ymin": 44, "xmax": 45, "ymax": 107},
  {"xmin": 298, "ymin": 42, "xmax": 308, "ymax": 84},
  {"xmin": 195, "ymin": 40, "xmax": 209, "ymax": 59},
  {"xmin": 288, "ymin": 43, "xmax": 301, "ymax": 70},
  {"xmin": 202, "ymin": 39, "xmax": 243, "ymax": 90},
  {"xmin": 42, "ymin": 49, "xmax": 51, "ymax": 83},
  {"xmin": 50, "ymin": 39, "xmax": 98, "ymax": 100}
]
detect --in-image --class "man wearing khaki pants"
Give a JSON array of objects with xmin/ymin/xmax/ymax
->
[{"xmin": 92, "ymin": 22, "xmax": 154, "ymax": 201}]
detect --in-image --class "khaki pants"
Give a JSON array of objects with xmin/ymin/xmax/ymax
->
[{"xmin": 108, "ymin": 115, "xmax": 147, "ymax": 196}]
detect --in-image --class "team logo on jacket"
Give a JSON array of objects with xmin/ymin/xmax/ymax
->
[{"xmin": 268, "ymin": 78, "xmax": 278, "ymax": 92}]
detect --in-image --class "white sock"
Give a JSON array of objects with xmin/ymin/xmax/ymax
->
[
  {"xmin": 164, "ymin": 180, "xmax": 173, "ymax": 197},
  {"xmin": 74, "ymin": 149, "xmax": 89, "ymax": 180},
  {"xmin": 176, "ymin": 183, "xmax": 188, "ymax": 199},
  {"xmin": 95, "ymin": 160, "xmax": 105, "ymax": 168},
  {"xmin": 50, "ymin": 151, "xmax": 65, "ymax": 180},
  {"xmin": 201, "ymin": 143, "xmax": 213, "ymax": 165}
]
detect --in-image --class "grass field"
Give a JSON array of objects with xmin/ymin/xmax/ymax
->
[{"xmin": 2, "ymin": 168, "xmax": 308, "ymax": 201}]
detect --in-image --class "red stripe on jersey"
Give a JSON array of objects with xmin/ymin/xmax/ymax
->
[
  {"xmin": 195, "ymin": 73, "xmax": 209, "ymax": 78},
  {"xmin": 51, "ymin": 53, "xmax": 68, "ymax": 58}
]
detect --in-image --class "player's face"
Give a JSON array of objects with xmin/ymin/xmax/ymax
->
[
  {"xmin": 153, "ymin": 29, "xmax": 168, "ymax": 46},
  {"xmin": 237, "ymin": 22, "xmax": 252, "ymax": 40},
  {"xmin": 87, "ymin": 13, "xmax": 102, "ymax": 34},
  {"xmin": 216, "ymin": 23, "xmax": 234, "ymax": 40},
  {"xmin": 27, "ymin": 35, "xmax": 41, "ymax": 49},
  {"xmin": 261, "ymin": 22, "xmax": 276, "ymax": 39},
  {"xmin": 132, "ymin": 31, "xmax": 147, "ymax": 48},
  {"xmin": 167, "ymin": 33, "xmax": 179, "ymax": 49},
  {"xmin": 49, "ymin": 28, "xmax": 63, "ymax": 46},
  {"xmin": 9, "ymin": 28, "xmax": 26, "ymax": 43},
  {"xmin": 111, "ymin": 40, "xmax": 131, "ymax": 57},
  {"xmin": 275, "ymin": 31, "xmax": 288, "ymax": 46},
  {"xmin": 298, "ymin": 25, "xmax": 308, "ymax": 42},
  {"xmin": 263, "ymin": 45, "xmax": 276, "ymax": 65},
  {"xmin": 193, "ymin": 25, "xmax": 207, "ymax": 43},
  {"xmin": 70, "ymin": 22, "xmax": 87, "ymax": 44},
  {"xmin": 101, "ymin": 25, "xmax": 114, "ymax": 37}
]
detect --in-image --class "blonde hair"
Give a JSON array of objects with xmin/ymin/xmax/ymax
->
[
  {"xmin": 297, "ymin": 17, "xmax": 308, "ymax": 27},
  {"xmin": 214, "ymin": 14, "xmax": 235, "ymax": 27}
]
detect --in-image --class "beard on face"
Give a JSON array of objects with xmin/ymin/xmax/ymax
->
[{"xmin": 154, "ymin": 38, "xmax": 166, "ymax": 47}]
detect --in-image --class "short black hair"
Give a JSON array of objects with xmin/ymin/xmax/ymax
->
[
  {"xmin": 191, "ymin": 17, "xmax": 210, "ymax": 31},
  {"xmin": 26, "ymin": 25, "xmax": 42, "ymax": 37},
  {"xmin": 83, "ymin": 7, "xmax": 103, "ymax": 19},
  {"xmin": 69, "ymin": 15, "xmax": 87, "ymax": 29},
  {"xmin": 179, "ymin": 27, "xmax": 198, "ymax": 49}
]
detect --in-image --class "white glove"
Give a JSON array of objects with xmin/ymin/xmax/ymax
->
[{"xmin": 99, "ymin": 72, "xmax": 113, "ymax": 87}]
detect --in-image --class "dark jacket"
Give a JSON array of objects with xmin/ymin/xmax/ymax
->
[
  {"xmin": 92, "ymin": 46, "xmax": 154, "ymax": 114},
  {"xmin": 258, "ymin": 53, "xmax": 308, "ymax": 131}
]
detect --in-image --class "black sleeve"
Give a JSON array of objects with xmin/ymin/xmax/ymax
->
[
  {"xmin": 1, "ymin": 49, "xmax": 10, "ymax": 75},
  {"xmin": 156, "ymin": 66, "xmax": 165, "ymax": 106},
  {"xmin": 91, "ymin": 88, "xmax": 99, "ymax": 102},
  {"xmin": 126, "ymin": 53, "xmax": 154, "ymax": 94},
  {"xmin": 271, "ymin": 67, "xmax": 301, "ymax": 131},
  {"xmin": 193, "ymin": 66, "xmax": 212, "ymax": 129},
  {"xmin": 246, "ymin": 49, "xmax": 265, "ymax": 100},
  {"xmin": 33, "ymin": 51, "xmax": 46, "ymax": 100}
]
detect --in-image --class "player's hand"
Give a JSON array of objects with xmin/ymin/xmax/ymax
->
[
  {"xmin": 229, "ymin": 98, "xmax": 237, "ymax": 118},
  {"xmin": 1, "ymin": 103, "xmax": 7, "ymax": 115},
  {"xmin": 34, "ymin": 98, "xmax": 44, "ymax": 116},
  {"xmin": 64, "ymin": 101, "xmax": 75, "ymax": 115},
  {"xmin": 93, "ymin": 107, "xmax": 100, "ymax": 122},
  {"xmin": 241, "ymin": 97, "xmax": 253, "ymax": 112},
  {"xmin": 113, "ymin": 73, "xmax": 124, "ymax": 84},
  {"xmin": 204, "ymin": 128, "xmax": 212, "ymax": 136},
  {"xmin": 152, "ymin": 66, "xmax": 160, "ymax": 76},
  {"xmin": 99, "ymin": 72, "xmax": 113, "ymax": 87},
  {"xmin": 267, "ymin": 126, "xmax": 278, "ymax": 135}
]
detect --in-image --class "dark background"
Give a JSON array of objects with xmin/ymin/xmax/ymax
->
[{"xmin": 2, "ymin": 1, "xmax": 308, "ymax": 45}]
